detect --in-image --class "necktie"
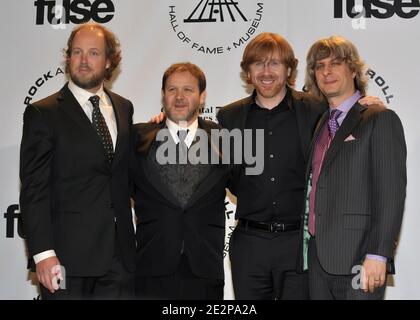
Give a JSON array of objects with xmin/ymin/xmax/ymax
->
[
  {"xmin": 327, "ymin": 109, "xmax": 343, "ymax": 138},
  {"xmin": 177, "ymin": 129, "xmax": 189, "ymax": 163},
  {"xmin": 89, "ymin": 95, "xmax": 114, "ymax": 163}
]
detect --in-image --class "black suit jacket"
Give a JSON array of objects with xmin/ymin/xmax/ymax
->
[
  {"xmin": 131, "ymin": 118, "xmax": 230, "ymax": 280},
  {"xmin": 216, "ymin": 88, "xmax": 326, "ymax": 197},
  {"xmin": 20, "ymin": 83, "xmax": 136, "ymax": 277},
  {"xmin": 305, "ymin": 103, "xmax": 406, "ymax": 275}
]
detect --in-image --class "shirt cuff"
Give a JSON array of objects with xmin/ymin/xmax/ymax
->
[
  {"xmin": 365, "ymin": 254, "xmax": 387, "ymax": 262},
  {"xmin": 33, "ymin": 250, "xmax": 56, "ymax": 264}
]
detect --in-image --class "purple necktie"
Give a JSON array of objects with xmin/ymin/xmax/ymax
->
[{"xmin": 328, "ymin": 109, "xmax": 343, "ymax": 138}]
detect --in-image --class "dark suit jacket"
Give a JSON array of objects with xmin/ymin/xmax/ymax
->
[
  {"xmin": 306, "ymin": 103, "xmax": 406, "ymax": 275},
  {"xmin": 20, "ymin": 83, "xmax": 136, "ymax": 277},
  {"xmin": 131, "ymin": 118, "xmax": 230, "ymax": 280},
  {"xmin": 216, "ymin": 88, "xmax": 326, "ymax": 198}
]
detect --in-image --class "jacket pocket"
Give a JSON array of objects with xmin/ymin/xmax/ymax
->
[{"xmin": 343, "ymin": 213, "xmax": 371, "ymax": 230}]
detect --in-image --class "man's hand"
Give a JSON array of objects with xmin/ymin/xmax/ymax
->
[
  {"xmin": 362, "ymin": 258, "xmax": 387, "ymax": 293},
  {"xmin": 148, "ymin": 112, "xmax": 165, "ymax": 124},
  {"xmin": 36, "ymin": 256, "xmax": 62, "ymax": 293},
  {"xmin": 358, "ymin": 96, "xmax": 386, "ymax": 108}
]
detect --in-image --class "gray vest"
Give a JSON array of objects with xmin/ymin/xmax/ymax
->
[{"xmin": 149, "ymin": 136, "xmax": 212, "ymax": 208}]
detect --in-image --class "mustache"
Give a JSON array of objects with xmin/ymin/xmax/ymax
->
[{"xmin": 78, "ymin": 64, "xmax": 92, "ymax": 71}]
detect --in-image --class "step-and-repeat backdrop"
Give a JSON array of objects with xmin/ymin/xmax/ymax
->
[{"xmin": 1, "ymin": 0, "xmax": 419, "ymax": 299}]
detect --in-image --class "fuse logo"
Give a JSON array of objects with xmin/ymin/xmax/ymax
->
[
  {"xmin": 34, "ymin": 0, "xmax": 115, "ymax": 25},
  {"xmin": 4, "ymin": 204, "xmax": 25, "ymax": 239},
  {"xmin": 334, "ymin": 0, "xmax": 420, "ymax": 19}
]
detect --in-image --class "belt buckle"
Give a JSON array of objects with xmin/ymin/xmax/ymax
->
[{"xmin": 271, "ymin": 222, "xmax": 285, "ymax": 232}]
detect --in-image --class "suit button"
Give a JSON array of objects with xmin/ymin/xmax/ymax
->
[{"xmin": 110, "ymin": 202, "xmax": 114, "ymax": 209}]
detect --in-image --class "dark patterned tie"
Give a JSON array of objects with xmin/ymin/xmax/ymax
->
[
  {"xmin": 177, "ymin": 129, "xmax": 189, "ymax": 162},
  {"xmin": 89, "ymin": 95, "xmax": 114, "ymax": 163},
  {"xmin": 327, "ymin": 109, "xmax": 343, "ymax": 138}
]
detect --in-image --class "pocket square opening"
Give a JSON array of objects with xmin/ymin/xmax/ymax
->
[{"xmin": 344, "ymin": 135, "xmax": 356, "ymax": 141}]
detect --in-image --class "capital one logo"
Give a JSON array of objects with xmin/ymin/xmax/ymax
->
[
  {"xmin": 334, "ymin": 0, "xmax": 420, "ymax": 19},
  {"xmin": 34, "ymin": 0, "xmax": 115, "ymax": 26},
  {"xmin": 169, "ymin": 1, "xmax": 264, "ymax": 55}
]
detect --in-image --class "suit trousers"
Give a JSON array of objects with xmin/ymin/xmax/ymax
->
[
  {"xmin": 308, "ymin": 237, "xmax": 385, "ymax": 300},
  {"xmin": 40, "ymin": 230, "xmax": 135, "ymax": 300},
  {"xmin": 229, "ymin": 225, "xmax": 309, "ymax": 300},
  {"xmin": 135, "ymin": 254, "xmax": 224, "ymax": 300}
]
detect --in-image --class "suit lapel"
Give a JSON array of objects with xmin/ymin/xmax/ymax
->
[
  {"xmin": 144, "ymin": 149, "xmax": 181, "ymax": 207},
  {"xmin": 58, "ymin": 84, "xmax": 109, "ymax": 163},
  {"xmin": 291, "ymin": 90, "xmax": 312, "ymax": 161},
  {"xmin": 185, "ymin": 118, "xmax": 227, "ymax": 209},
  {"xmin": 185, "ymin": 165, "xmax": 225, "ymax": 210},
  {"xmin": 312, "ymin": 111, "xmax": 329, "ymax": 149},
  {"xmin": 58, "ymin": 84, "xmax": 95, "ymax": 130},
  {"xmin": 306, "ymin": 111, "xmax": 329, "ymax": 178},
  {"xmin": 136, "ymin": 123, "xmax": 181, "ymax": 207},
  {"xmin": 322, "ymin": 103, "xmax": 365, "ymax": 169},
  {"xmin": 236, "ymin": 95, "xmax": 253, "ymax": 130}
]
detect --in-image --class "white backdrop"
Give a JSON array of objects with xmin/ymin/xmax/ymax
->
[{"xmin": 1, "ymin": 0, "xmax": 419, "ymax": 299}]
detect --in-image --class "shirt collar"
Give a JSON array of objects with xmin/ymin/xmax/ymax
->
[
  {"xmin": 165, "ymin": 117, "xmax": 199, "ymax": 148},
  {"xmin": 68, "ymin": 79, "xmax": 107, "ymax": 107},
  {"xmin": 329, "ymin": 90, "xmax": 362, "ymax": 124},
  {"xmin": 330, "ymin": 90, "xmax": 362, "ymax": 115}
]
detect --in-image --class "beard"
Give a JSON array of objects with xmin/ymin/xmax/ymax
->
[
  {"xmin": 70, "ymin": 66, "xmax": 106, "ymax": 90},
  {"xmin": 165, "ymin": 106, "xmax": 198, "ymax": 124},
  {"xmin": 253, "ymin": 77, "xmax": 285, "ymax": 99}
]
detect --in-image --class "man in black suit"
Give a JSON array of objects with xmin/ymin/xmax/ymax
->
[
  {"xmin": 302, "ymin": 35, "xmax": 406, "ymax": 299},
  {"xmin": 131, "ymin": 63, "xmax": 230, "ymax": 299},
  {"xmin": 217, "ymin": 32, "xmax": 381, "ymax": 300},
  {"xmin": 19, "ymin": 23, "xmax": 136, "ymax": 299}
]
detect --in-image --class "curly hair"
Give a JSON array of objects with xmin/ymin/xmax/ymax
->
[
  {"xmin": 64, "ymin": 23, "xmax": 121, "ymax": 81},
  {"xmin": 305, "ymin": 35, "xmax": 368, "ymax": 99}
]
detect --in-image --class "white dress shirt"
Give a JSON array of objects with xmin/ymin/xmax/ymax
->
[{"xmin": 165, "ymin": 117, "xmax": 198, "ymax": 148}]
